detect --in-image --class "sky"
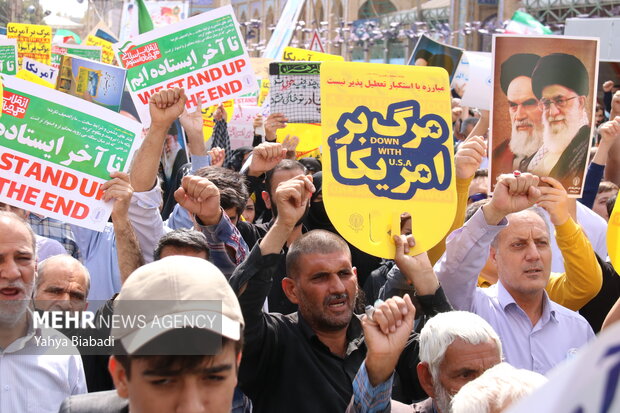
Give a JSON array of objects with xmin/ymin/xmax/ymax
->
[{"xmin": 39, "ymin": 0, "xmax": 89, "ymax": 19}]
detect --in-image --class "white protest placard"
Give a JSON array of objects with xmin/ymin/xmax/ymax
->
[
  {"xmin": 21, "ymin": 57, "xmax": 59, "ymax": 85},
  {"xmin": 0, "ymin": 76, "xmax": 142, "ymax": 231},
  {"xmin": 269, "ymin": 61, "xmax": 321, "ymax": 123},
  {"xmin": 506, "ymin": 321, "xmax": 620, "ymax": 413},
  {"xmin": 115, "ymin": 5, "xmax": 257, "ymax": 126},
  {"xmin": 459, "ymin": 51, "xmax": 492, "ymax": 110},
  {"xmin": 227, "ymin": 106, "xmax": 262, "ymax": 149}
]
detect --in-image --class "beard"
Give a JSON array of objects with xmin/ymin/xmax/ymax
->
[
  {"xmin": 0, "ymin": 280, "xmax": 33, "ymax": 326},
  {"xmin": 434, "ymin": 381, "xmax": 454, "ymax": 413},
  {"xmin": 543, "ymin": 110, "xmax": 588, "ymax": 153},
  {"xmin": 510, "ymin": 120, "xmax": 543, "ymax": 158},
  {"xmin": 298, "ymin": 292, "xmax": 355, "ymax": 332}
]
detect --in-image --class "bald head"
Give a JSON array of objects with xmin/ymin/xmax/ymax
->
[
  {"xmin": 34, "ymin": 255, "xmax": 90, "ymax": 311},
  {"xmin": 0, "ymin": 211, "xmax": 36, "ymax": 254}
]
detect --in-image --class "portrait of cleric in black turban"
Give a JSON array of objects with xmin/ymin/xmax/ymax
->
[{"xmin": 490, "ymin": 36, "xmax": 598, "ymax": 196}]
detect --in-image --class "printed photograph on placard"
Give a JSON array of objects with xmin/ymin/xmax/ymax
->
[
  {"xmin": 408, "ymin": 34, "xmax": 463, "ymax": 83},
  {"xmin": 490, "ymin": 35, "xmax": 599, "ymax": 196}
]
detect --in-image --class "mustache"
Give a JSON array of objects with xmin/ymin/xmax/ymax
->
[
  {"xmin": 514, "ymin": 120, "xmax": 534, "ymax": 128},
  {"xmin": 324, "ymin": 293, "xmax": 349, "ymax": 306}
]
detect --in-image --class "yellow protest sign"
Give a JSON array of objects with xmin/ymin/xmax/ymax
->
[
  {"xmin": 321, "ymin": 62, "xmax": 456, "ymax": 258},
  {"xmin": 201, "ymin": 100, "xmax": 235, "ymax": 144},
  {"xmin": 608, "ymin": 201, "xmax": 620, "ymax": 272},
  {"xmin": 276, "ymin": 123, "xmax": 322, "ymax": 160},
  {"xmin": 86, "ymin": 35, "xmax": 115, "ymax": 64},
  {"xmin": 7, "ymin": 23, "xmax": 52, "ymax": 66},
  {"xmin": 283, "ymin": 47, "xmax": 344, "ymax": 62}
]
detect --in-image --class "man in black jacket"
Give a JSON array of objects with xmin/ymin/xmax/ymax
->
[{"xmin": 229, "ymin": 174, "xmax": 452, "ymax": 412}]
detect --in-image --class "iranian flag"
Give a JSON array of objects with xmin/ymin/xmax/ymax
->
[{"xmin": 505, "ymin": 11, "xmax": 552, "ymax": 35}]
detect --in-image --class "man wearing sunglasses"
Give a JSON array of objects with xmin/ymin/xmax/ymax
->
[
  {"xmin": 528, "ymin": 53, "xmax": 591, "ymax": 187},
  {"xmin": 494, "ymin": 53, "xmax": 544, "ymax": 172}
]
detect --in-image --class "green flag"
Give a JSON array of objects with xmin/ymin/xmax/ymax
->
[{"xmin": 136, "ymin": 0, "xmax": 154, "ymax": 34}]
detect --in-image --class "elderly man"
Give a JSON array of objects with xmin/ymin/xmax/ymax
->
[
  {"xmin": 0, "ymin": 211, "xmax": 86, "ymax": 413},
  {"xmin": 435, "ymin": 172, "xmax": 595, "ymax": 373},
  {"xmin": 60, "ymin": 256, "xmax": 245, "ymax": 413},
  {"xmin": 229, "ymin": 174, "xmax": 451, "ymax": 412},
  {"xmin": 451, "ymin": 362, "xmax": 547, "ymax": 413},
  {"xmin": 528, "ymin": 53, "xmax": 592, "ymax": 186},
  {"xmin": 33, "ymin": 255, "xmax": 90, "ymax": 312},
  {"xmin": 493, "ymin": 53, "xmax": 544, "ymax": 172},
  {"xmin": 348, "ymin": 311, "xmax": 503, "ymax": 413}
]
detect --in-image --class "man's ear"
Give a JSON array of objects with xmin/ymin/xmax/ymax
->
[
  {"xmin": 282, "ymin": 277, "xmax": 299, "ymax": 304},
  {"xmin": 490, "ymin": 246, "xmax": 498, "ymax": 266},
  {"xmin": 262, "ymin": 191, "xmax": 271, "ymax": 210},
  {"xmin": 109, "ymin": 356, "xmax": 130, "ymax": 399},
  {"xmin": 417, "ymin": 362, "xmax": 436, "ymax": 398}
]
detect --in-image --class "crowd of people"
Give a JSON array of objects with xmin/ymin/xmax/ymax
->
[{"xmin": 2, "ymin": 42, "xmax": 620, "ymax": 413}]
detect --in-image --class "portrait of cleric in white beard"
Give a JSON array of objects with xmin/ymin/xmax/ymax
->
[{"xmin": 526, "ymin": 53, "xmax": 592, "ymax": 188}]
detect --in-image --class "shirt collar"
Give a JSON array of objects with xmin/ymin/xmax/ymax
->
[
  {"xmin": 2, "ymin": 310, "xmax": 37, "ymax": 353},
  {"xmin": 297, "ymin": 311, "xmax": 365, "ymax": 356},
  {"xmin": 496, "ymin": 281, "xmax": 557, "ymax": 324}
]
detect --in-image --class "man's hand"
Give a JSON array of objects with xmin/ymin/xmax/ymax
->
[
  {"xmin": 282, "ymin": 135, "xmax": 299, "ymax": 159},
  {"xmin": 103, "ymin": 171, "xmax": 134, "ymax": 219},
  {"xmin": 600, "ymin": 117, "xmax": 620, "ymax": 143},
  {"xmin": 149, "ymin": 88, "xmax": 186, "ymax": 128},
  {"xmin": 455, "ymin": 135, "xmax": 487, "ymax": 179},
  {"xmin": 174, "ymin": 175, "xmax": 222, "ymax": 225},
  {"xmin": 208, "ymin": 147, "xmax": 225, "ymax": 167},
  {"xmin": 272, "ymin": 175, "xmax": 314, "ymax": 229},
  {"xmin": 393, "ymin": 235, "xmax": 439, "ymax": 296},
  {"xmin": 537, "ymin": 176, "xmax": 569, "ymax": 226},
  {"xmin": 253, "ymin": 114, "xmax": 264, "ymax": 131},
  {"xmin": 363, "ymin": 295, "xmax": 415, "ymax": 386},
  {"xmin": 612, "ymin": 91, "xmax": 620, "ymax": 118},
  {"xmin": 179, "ymin": 95, "xmax": 206, "ymax": 156},
  {"xmin": 603, "ymin": 80, "xmax": 615, "ymax": 93},
  {"xmin": 484, "ymin": 173, "xmax": 541, "ymax": 225},
  {"xmin": 213, "ymin": 103, "xmax": 228, "ymax": 123},
  {"xmin": 248, "ymin": 142, "xmax": 287, "ymax": 177},
  {"xmin": 265, "ymin": 113, "xmax": 288, "ymax": 141}
]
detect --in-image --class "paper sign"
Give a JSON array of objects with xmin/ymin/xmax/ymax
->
[
  {"xmin": 21, "ymin": 57, "xmax": 58, "ymax": 86},
  {"xmin": 321, "ymin": 62, "xmax": 456, "ymax": 258},
  {"xmin": 227, "ymin": 105, "xmax": 261, "ymax": 149},
  {"xmin": 0, "ymin": 38, "xmax": 17, "ymax": 75},
  {"xmin": 489, "ymin": 35, "xmax": 599, "ymax": 197},
  {"xmin": 86, "ymin": 35, "xmax": 115, "ymax": 65},
  {"xmin": 7, "ymin": 23, "xmax": 52, "ymax": 66},
  {"xmin": 115, "ymin": 5, "xmax": 257, "ymax": 126},
  {"xmin": 0, "ymin": 76, "xmax": 142, "ymax": 231},
  {"xmin": 408, "ymin": 34, "xmax": 463, "ymax": 83},
  {"xmin": 250, "ymin": 57, "xmax": 273, "ymax": 79},
  {"xmin": 452, "ymin": 51, "xmax": 492, "ymax": 110},
  {"xmin": 56, "ymin": 54, "xmax": 127, "ymax": 112},
  {"xmin": 201, "ymin": 100, "xmax": 234, "ymax": 144},
  {"xmin": 269, "ymin": 62, "xmax": 321, "ymax": 123},
  {"xmin": 16, "ymin": 69, "xmax": 55, "ymax": 89},
  {"xmin": 51, "ymin": 43, "xmax": 102, "ymax": 69},
  {"xmin": 282, "ymin": 47, "xmax": 344, "ymax": 62}
]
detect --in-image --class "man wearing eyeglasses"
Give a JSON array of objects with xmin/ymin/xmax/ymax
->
[
  {"xmin": 528, "ymin": 53, "xmax": 591, "ymax": 187},
  {"xmin": 494, "ymin": 53, "xmax": 544, "ymax": 171}
]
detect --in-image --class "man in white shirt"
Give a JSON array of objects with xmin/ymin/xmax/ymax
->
[{"xmin": 0, "ymin": 211, "xmax": 86, "ymax": 413}]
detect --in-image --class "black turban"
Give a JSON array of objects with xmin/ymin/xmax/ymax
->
[
  {"xmin": 499, "ymin": 53, "xmax": 540, "ymax": 95},
  {"xmin": 531, "ymin": 53, "xmax": 589, "ymax": 98}
]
